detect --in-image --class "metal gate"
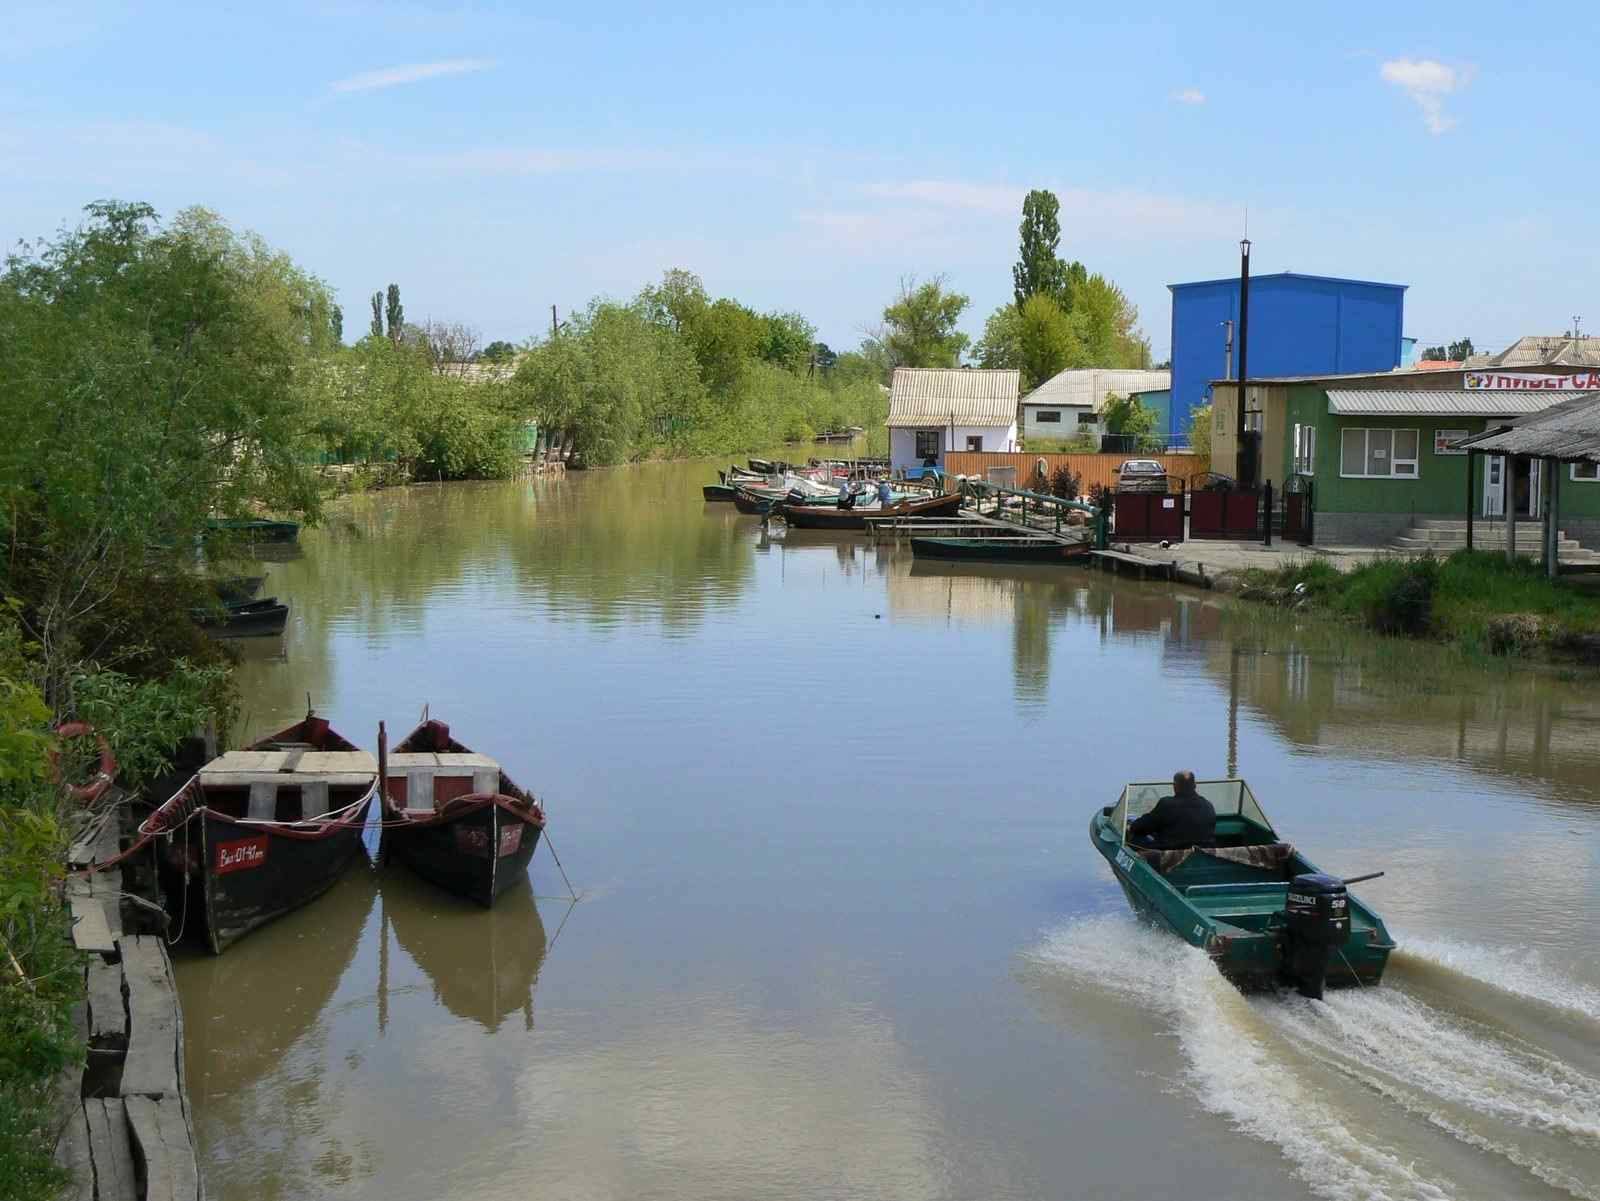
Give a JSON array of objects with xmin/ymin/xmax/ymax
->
[
  {"xmin": 1111, "ymin": 488, "xmax": 1184, "ymax": 543},
  {"xmin": 1189, "ymin": 487, "xmax": 1261, "ymax": 540},
  {"xmin": 1282, "ymin": 477, "xmax": 1313, "ymax": 545}
]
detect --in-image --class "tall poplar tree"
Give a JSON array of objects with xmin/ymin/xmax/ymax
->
[
  {"xmin": 385, "ymin": 283, "xmax": 404, "ymax": 343},
  {"xmin": 1013, "ymin": 190, "xmax": 1067, "ymax": 309},
  {"xmin": 370, "ymin": 291, "xmax": 383, "ymax": 338}
]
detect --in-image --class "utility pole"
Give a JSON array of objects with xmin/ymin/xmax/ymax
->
[
  {"xmin": 1222, "ymin": 320, "xmax": 1234, "ymax": 380},
  {"xmin": 1236, "ymin": 238, "xmax": 1254, "ymax": 487},
  {"xmin": 551, "ymin": 304, "xmax": 559, "ymax": 338},
  {"xmin": 1574, "ymin": 315, "xmax": 1583, "ymax": 340}
]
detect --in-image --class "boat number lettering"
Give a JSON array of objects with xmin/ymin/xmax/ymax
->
[
  {"xmin": 498, "ymin": 824, "xmax": 524, "ymax": 857},
  {"xmin": 1114, "ymin": 850, "xmax": 1135, "ymax": 872},
  {"xmin": 1193, "ymin": 923, "xmax": 1205, "ymax": 939},
  {"xmin": 455, "ymin": 827, "xmax": 492, "ymax": 857},
  {"xmin": 214, "ymin": 835, "xmax": 269, "ymax": 874}
]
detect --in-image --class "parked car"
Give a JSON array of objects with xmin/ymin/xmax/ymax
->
[{"xmin": 1114, "ymin": 459, "xmax": 1168, "ymax": 493}]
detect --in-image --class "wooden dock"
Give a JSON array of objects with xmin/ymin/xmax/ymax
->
[
  {"xmin": 1089, "ymin": 548, "xmax": 1175, "ymax": 580},
  {"xmin": 55, "ymin": 799, "xmax": 202, "ymax": 1201},
  {"xmin": 866, "ymin": 513, "xmax": 1082, "ymax": 546}
]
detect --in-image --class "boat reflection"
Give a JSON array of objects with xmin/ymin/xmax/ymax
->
[{"xmin": 382, "ymin": 870, "xmax": 549, "ymax": 1033}]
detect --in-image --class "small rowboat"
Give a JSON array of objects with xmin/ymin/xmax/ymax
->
[
  {"xmin": 782, "ymin": 490, "xmax": 963, "ymax": 530},
  {"xmin": 1090, "ymin": 778, "xmax": 1395, "ymax": 997},
  {"xmin": 910, "ymin": 537, "xmax": 1091, "ymax": 564},
  {"xmin": 145, "ymin": 714, "xmax": 377, "ymax": 953},
  {"xmin": 378, "ymin": 719, "xmax": 545, "ymax": 907},
  {"xmin": 203, "ymin": 517, "xmax": 301, "ymax": 543},
  {"xmin": 703, "ymin": 483, "xmax": 740, "ymax": 502},
  {"xmin": 198, "ymin": 596, "xmax": 289, "ymax": 638}
]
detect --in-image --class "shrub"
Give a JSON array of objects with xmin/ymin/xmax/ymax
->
[
  {"xmin": 1049, "ymin": 465, "xmax": 1082, "ymax": 500},
  {"xmin": 1357, "ymin": 557, "xmax": 1440, "ymax": 637}
]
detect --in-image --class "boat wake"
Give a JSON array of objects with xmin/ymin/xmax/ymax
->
[{"xmin": 1026, "ymin": 914, "xmax": 1600, "ymax": 1201}]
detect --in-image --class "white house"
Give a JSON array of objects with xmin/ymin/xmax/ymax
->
[
  {"xmin": 886, "ymin": 368, "xmax": 1019, "ymax": 472},
  {"xmin": 1019, "ymin": 367, "xmax": 1171, "ymax": 440}
]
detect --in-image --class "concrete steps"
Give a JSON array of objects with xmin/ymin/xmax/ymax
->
[{"xmin": 1389, "ymin": 518, "xmax": 1600, "ymax": 562}]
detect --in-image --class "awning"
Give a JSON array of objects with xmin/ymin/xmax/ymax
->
[
  {"xmin": 1325, "ymin": 389, "xmax": 1583, "ymax": 417},
  {"xmin": 1456, "ymin": 391, "xmax": 1600, "ymax": 462}
]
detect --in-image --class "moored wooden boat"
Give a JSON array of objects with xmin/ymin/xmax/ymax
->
[
  {"xmin": 378, "ymin": 718, "xmax": 545, "ymax": 907},
  {"xmin": 910, "ymin": 537, "xmax": 1090, "ymax": 564},
  {"xmin": 703, "ymin": 483, "xmax": 740, "ymax": 502},
  {"xmin": 198, "ymin": 596, "xmax": 289, "ymax": 638},
  {"xmin": 1089, "ymin": 778, "xmax": 1395, "ymax": 996},
  {"xmin": 782, "ymin": 490, "xmax": 963, "ymax": 530},
  {"xmin": 203, "ymin": 517, "xmax": 301, "ymax": 543},
  {"xmin": 143, "ymin": 714, "xmax": 377, "ymax": 953}
]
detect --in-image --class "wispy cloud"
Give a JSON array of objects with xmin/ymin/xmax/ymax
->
[
  {"xmin": 1380, "ymin": 58, "xmax": 1473, "ymax": 134},
  {"xmin": 862, "ymin": 180, "xmax": 1025, "ymax": 216},
  {"xmin": 330, "ymin": 58, "xmax": 495, "ymax": 94},
  {"xmin": 1172, "ymin": 88, "xmax": 1206, "ymax": 106}
]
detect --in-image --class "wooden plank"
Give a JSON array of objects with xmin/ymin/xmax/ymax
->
[
  {"xmin": 68, "ymin": 882, "xmax": 116, "ymax": 954},
  {"xmin": 86, "ymin": 956, "xmax": 127, "ymax": 1046},
  {"xmin": 85, "ymin": 1098, "xmax": 138, "ymax": 1201},
  {"xmin": 52, "ymin": 1091, "xmax": 94, "ymax": 1201},
  {"xmin": 120, "ymin": 936, "xmax": 180, "ymax": 1099},
  {"xmin": 124, "ymin": 1095, "xmax": 200, "ymax": 1201},
  {"xmin": 202, "ymin": 769, "xmax": 375, "ymax": 787}
]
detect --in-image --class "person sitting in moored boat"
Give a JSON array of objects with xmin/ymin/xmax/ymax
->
[
  {"xmin": 837, "ymin": 481, "xmax": 858, "ymax": 510},
  {"xmin": 1128, "ymin": 771, "xmax": 1215, "ymax": 850},
  {"xmin": 876, "ymin": 479, "xmax": 894, "ymax": 508}
]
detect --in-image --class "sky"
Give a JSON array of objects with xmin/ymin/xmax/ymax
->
[{"xmin": 4, "ymin": 1, "xmax": 1595, "ymax": 360}]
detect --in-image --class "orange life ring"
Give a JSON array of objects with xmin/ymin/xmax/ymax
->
[{"xmin": 52, "ymin": 721, "xmax": 117, "ymax": 804}]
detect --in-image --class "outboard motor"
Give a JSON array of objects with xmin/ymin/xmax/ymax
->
[{"xmin": 1282, "ymin": 873, "xmax": 1349, "ymax": 999}]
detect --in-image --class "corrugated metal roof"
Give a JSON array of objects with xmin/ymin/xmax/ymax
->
[
  {"xmin": 887, "ymin": 368, "xmax": 1018, "ymax": 428},
  {"xmin": 1021, "ymin": 367, "xmax": 1170, "ymax": 410},
  {"xmin": 1457, "ymin": 392, "xmax": 1600, "ymax": 462},
  {"xmin": 1325, "ymin": 389, "xmax": 1583, "ymax": 416}
]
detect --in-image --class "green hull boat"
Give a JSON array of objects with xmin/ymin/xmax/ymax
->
[
  {"xmin": 1090, "ymin": 779, "xmax": 1395, "ymax": 996},
  {"xmin": 204, "ymin": 518, "xmax": 301, "ymax": 543}
]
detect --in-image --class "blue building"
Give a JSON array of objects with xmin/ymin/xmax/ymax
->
[{"xmin": 1167, "ymin": 272, "xmax": 1407, "ymax": 438}]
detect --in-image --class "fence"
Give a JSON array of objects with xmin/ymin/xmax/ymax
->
[{"xmin": 943, "ymin": 451, "xmax": 1197, "ymax": 496}]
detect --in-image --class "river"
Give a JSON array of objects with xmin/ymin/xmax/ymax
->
[{"xmin": 176, "ymin": 458, "xmax": 1600, "ymax": 1201}]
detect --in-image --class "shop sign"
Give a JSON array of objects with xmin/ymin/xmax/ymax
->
[{"xmin": 1463, "ymin": 371, "xmax": 1600, "ymax": 391}]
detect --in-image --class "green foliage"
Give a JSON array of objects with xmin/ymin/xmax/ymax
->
[
  {"xmin": 1024, "ymin": 434, "xmax": 1098, "ymax": 453},
  {"xmin": 369, "ymin": 291, "xmax": 383, "ymax": 338},
  {"xmin": 480, "ymin": 340, "xmax": 517, "ymax": 363},
  {"xmin": 70, "ymin": 661, "xmax": 231, "ymax": 788},
  {"xmin": 638, "ymin": 268, "xmax": 708, "ymax": 333},
  {"xmin": 689, "ymin": 299, "xmax": 763, "ymax": 394},
  {"xmin": 1013, "ymin": 189, "xmax": 1074, "ymax": 308},
  {"xmin": 384, "ymin": 283, "xmax": 403, "ymax": 343},
  {"xmin": 1187, "ymin": 404, "xmax": 1213, "ymax": 473},
  {"xmin": 1240, "ymin": 550, "xmax": 1600, "ymax": 657},
  {"xmin": 756, "ymin": 311, "xmax": 817, "ymax": 373},
  {"xmin": 1423, "ymin": 338, "xmax": 1474, "ymax": 361},
  {"xmin": 882, "ymin": 276, "xmax": 970, "ymax": 367},
  {"xmin": 1101, "ymin": 392, "xmax": 1159, "ymax": 448}
]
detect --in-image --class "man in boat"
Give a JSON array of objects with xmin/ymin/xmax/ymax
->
[
  {"xmin": 876, "ymin": 478, "xmax": 894, "ymax": 508},
  {"xmin": 837, "ymin": 479, "xmax": 858, "ymax": 510},
  {"xmin": 1128, "ymin": 771, "xmax": 1216, "ymax": 849}
]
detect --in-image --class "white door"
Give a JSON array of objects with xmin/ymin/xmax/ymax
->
[{"xmin": 1484, "ymin": 455, "xmax": 1505, "ymax": 518}]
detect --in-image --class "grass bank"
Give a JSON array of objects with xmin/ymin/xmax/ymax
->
[{"xmin": 1237, "ymin": 549, "xmax": 1600, "ymax": 662}]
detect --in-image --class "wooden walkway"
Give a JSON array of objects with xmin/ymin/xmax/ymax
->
[
  {"xmin": 866, "ymin": 512, "xmax": 1084, "ymax": 546},
  {"xmin": 55, "ymin": 800, "xmax": 201, "ymax": 1201},
  {"xmin": 1089, "ymin": 548, "xmax": 1175, "ymax": 580}
]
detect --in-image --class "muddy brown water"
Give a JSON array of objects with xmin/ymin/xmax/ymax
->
[{"xmin": 176, "ymin": 460, "xmax": 1600, "ymax": 1201}]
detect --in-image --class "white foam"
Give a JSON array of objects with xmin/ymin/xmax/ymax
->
[
  {"xmin": 1396, "ymin": 936, "xmax": 1600, "ymax": 1025},
  {"xmin": 1028, "ymin": 916, "xmax": 1459, "ymax": 1201}
]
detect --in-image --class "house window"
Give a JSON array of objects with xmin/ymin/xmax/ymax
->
[
  {"xmin": 1292, "ymin": 424, "xmax": 1317, "ymax": 475},
  {"xmin": 1339, "ymin": 428, "xmax": 1420, "ymax": 479},
  {"xmin": 1077, "ymin": 412, "xmax": 1098, "ymax": 426},
  {"xmin": 1244, "ymin": 410, "xmax": 1263, "ymax": 433},
  {"xmin": 1572, "ymin": 462, "xmax": 1600, "ymax": 481},
  {"xmin": 966, "ymin": 435, "xmax": 984, "ymax": 452},
  {"xmin": 1035, "ymin": 410, "xmax": 1062, "ymax": 424},
  {"xmin": 914, "ymin": 430, "xmax": 941, "ymax": 460}
]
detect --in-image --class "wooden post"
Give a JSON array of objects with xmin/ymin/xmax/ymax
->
[
  {"xmin": 1504, "ymin": 455, "xmax": 1515, "ymax": 562},
  {"xmin": 1545, "ymin": 455, "xmax": 1560, "ymax": 579},
  {"xmin": 1465, "ymin": 450, "xmax": 1475, "ymax": 551}
]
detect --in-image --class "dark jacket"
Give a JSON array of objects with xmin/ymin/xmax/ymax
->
[{"xmin": 1128, "ymin": 788, "xmax": 1216, "ymax": 849}]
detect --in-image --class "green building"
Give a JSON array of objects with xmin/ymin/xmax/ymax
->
[{"xmin": 1209, "ymin": 368, "xmax": 1600, "ymax": 548}]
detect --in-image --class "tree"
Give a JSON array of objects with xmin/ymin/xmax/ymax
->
[
  {"xmin": 639, "ymin": 268, "xmax": 707, "ymax": 334},
  {"xmin": 756, "ymin": 310, "xmax": 817, "ymax": 373},
  {"xmin": 1013, "ymin": 189, "xmax": 1067, "ymax": 309},
  {"xmin": 689, "ymin": 298, "xmax": 763, "ymax": 394},
  {"xmin": 1101, "ymin": 391, "xmax": 1160, "ymax": 450},
  {"xmin": 1187, "ymin": 403, "xmax": 1213, "ymax": 473},
  {"xmin": 330, "ymin": 303, "xmax": 343, "ymax": 344},
  {"xmin": 370, "ymin": 291, "xmax": 383, "ymax": 338},
  {"xmin": 418, "ymin": 320, "xmax": 481, "ymax": 375},
  {"xmin": 1074, "ymin": 273, "xmax": 1149, "ymax": 367},
  {"xmin": 1016, "ymin": 294, "xmax": 1084, "ymax": 391},
  {"xmin": 811, "ymin": 342, "xmax": 838, "ymax": 373},
  {"xmin": 480, "ymin": 340, "xmax": 517, "ymax": 363},
  {"xmin": 384, "ymin": 283, "xmax": 403, "ymax": 344},
  {"xmin": 1449, "ymin": 337, "xmax": 1475, "ymax": 360},
  {"xmin": 882, "ymin": 275, "xmax": 970, "ymax": 368}
]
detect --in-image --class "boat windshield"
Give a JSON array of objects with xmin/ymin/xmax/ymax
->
[{"xmin": 1109, "ymin": 779, "xmax": 1272, "ymax": 842}]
